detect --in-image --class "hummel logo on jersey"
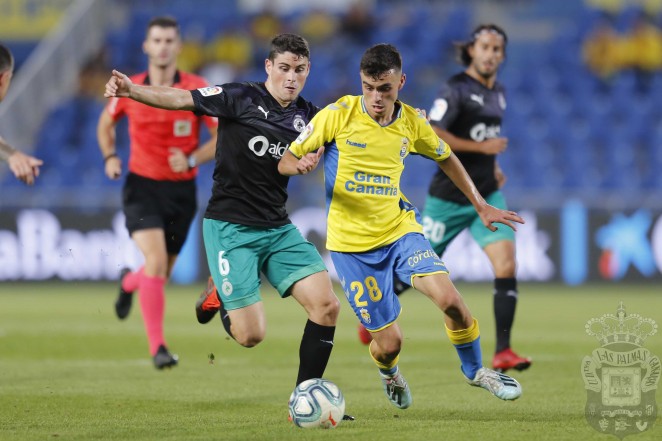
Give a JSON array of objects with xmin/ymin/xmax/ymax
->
[
  {"xmin": 257, "ymin": 106, "xmax": 269, "ymax": 119},
  {"xmin": 470, "ymin": 94, "xmax": 484, "ymax": 106},
  {"xmin": 346, "ymin": 139, "xmax": 367, "ymax": 148}
]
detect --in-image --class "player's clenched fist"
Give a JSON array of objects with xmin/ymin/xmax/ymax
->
[
  {"xmin": 104, "ymin": 70, "xmax": 133, "ymax": 98},
  {"xmin": 296, "ymin": 146, "xmax": 324, "ymax": 175}
]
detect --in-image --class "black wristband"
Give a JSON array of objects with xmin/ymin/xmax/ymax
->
[{"xmin": 104, "ymin": 153, "xmax": 118, "ymax": 163}]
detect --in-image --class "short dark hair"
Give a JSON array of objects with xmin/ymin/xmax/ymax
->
[
  {"xmin": 0, "ymin": 43, "xmax": 14, "ymax": 73},
  {"xmin": 146, "ymin": 16, "xmax": 180, "ymax": 37},
  {"xmin": 360, "ymin": 44, "xmax": 402, "ymax": 79},
  {"xmin": 268, "ymin": 33, "xmax": 310, "ymax": 62},
  {"xmin": 458, "ymin": 23, "xmax": 508, "ymax": 66}
]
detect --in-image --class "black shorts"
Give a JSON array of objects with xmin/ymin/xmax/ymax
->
[{"xmin": 122, "ymin": 173, "xmax": 197, "ymax": 254}]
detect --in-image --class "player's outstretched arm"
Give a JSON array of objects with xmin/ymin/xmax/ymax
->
[
  {"xmin": 278, "ymin": 147, "xmax": 324, "ymax": 176},
  {"xmin": 2, "ymin": 139, "xmax": 42, "ymax": 185},
  {"xmin": 1, "ymin": 136, "xmax": 43, "ymax": 185},
  {"xmin": 104, "ymin": 69, "xmax": 195, "ymax": 111},
  {"xmin": 8, "ymin": 151, "xmax": 42, "ymax": 185},
  {"xmin": 438, "ymin": 152, "xmax": 523, "ymax": 232}
]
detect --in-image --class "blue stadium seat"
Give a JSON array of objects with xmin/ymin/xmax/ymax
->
[
  {"xmin": 2, "ymin": 41, "xmax": 38, "ymax": 71},
  {"xmin": 106, "ymin": 31, "xmax": 133, "ymax": 71},
  {"xmin": 22, "ymin": 2, "xmax": 656, "ymax": 207},
  {"xmin": 37, "ymin": 168, "xmax": 64, "ymax": 188}
]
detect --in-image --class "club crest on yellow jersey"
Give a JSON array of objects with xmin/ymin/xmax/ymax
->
[{"xmin": 400, "ymin": 137, "xmax": 409, "ymax": 160}]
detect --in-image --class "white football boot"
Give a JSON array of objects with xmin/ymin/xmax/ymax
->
[
  {"xmin": 467, "ymin": 367, "xmax": 522, "ymax": 401},
  {"xmin": 380, "ymin": 368, "xmax": 412, "ymax": 409}
]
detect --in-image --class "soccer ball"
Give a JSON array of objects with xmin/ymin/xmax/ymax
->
[{"xmin": 288, "ymin": 378, "xmax": 345, "ymax": 429}]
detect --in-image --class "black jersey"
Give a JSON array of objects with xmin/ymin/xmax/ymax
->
[
  {"xmin": 191, "ymin": 82, "xmax": 319, "ymax": 227},
  {"xmin": 427, "ymin": 72, "xmax": 506, "ymax": 205}
]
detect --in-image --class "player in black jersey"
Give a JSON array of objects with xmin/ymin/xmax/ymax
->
[
  {"xmin": 357, "ymin": 24, "xmax": 531, "ymax": 374},
  {"xmin": 103, "ymin": 34, "xmax": 340, "ymax": 389},
  {"xmin": 424, "ymin": 24, "xmax": 530, "ymax": 373}
]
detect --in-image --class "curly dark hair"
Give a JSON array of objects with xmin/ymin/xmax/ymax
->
[{"xmin": 457, "ymin": 23, "xmax": 508, "ymax": 66}]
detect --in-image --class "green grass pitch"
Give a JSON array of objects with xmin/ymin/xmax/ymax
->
[{"xmin": 1, "ymin": 281, "xmax": 660, "ymax": 440}]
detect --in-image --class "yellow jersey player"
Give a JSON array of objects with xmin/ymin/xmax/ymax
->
[{"xmin": 279, "ymin": 43, "xmax": 523, "ymax": 408}]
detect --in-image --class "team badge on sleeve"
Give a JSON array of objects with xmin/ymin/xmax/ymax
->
[
  {"xmin": 198, "ymin": 86, "xmax": 223, "ymax": 97},
  {"xmin": 435, "ymin": 139, "xmax": 450, "ymax": 158},
  {"xmin": 295, "ymin": 122, "xmax": 314, "ymax": 144},
  {"xmin": 429, "ymin": 98, "xmax": 448, "ymax": 122}
]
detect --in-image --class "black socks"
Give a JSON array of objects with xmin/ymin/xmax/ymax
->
[
  {"xmin": 296, "ymin": 319, "xmax": 336, "ymax": 386},
  {"xmin": 493, "ymin": 277, "xmax": 518, "ymax": 353}
]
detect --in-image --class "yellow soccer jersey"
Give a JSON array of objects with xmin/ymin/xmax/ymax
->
[{"xmin": 289, "ymin": 95, "xmax": 452, "ymax": 252}]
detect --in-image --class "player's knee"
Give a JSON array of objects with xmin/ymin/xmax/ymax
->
[
  {"xmin": 308, "ymin": 292, "xmax": 340, "ymax": 326},
  {"xmin": 493, "ymin": 259, "xmax": 517, "ymax": 278},
  {"xmin": 437, "ymin": 291, "xmax": 471, "ymax": 324},
  {"xmin": 373, "ymin": 328, "xmax": 403, "ymax": 356},
  {"xmin": 436, "ymin": 289, "xmax": 462, "ymax": 311},
  {"xmin": 232, "ymin": 323, "xmax": 266, "ymax": 347},
  {"xmin": 142, "ymin": 256, "xmax": 169, "ymax": 278},
  {"xmin": 379, "ymin": 337, "xmax": 402, "ymax": 357},
  {"xmin": 322, "ymin": 294, "xmax": 341, "ymax": 322},
  {"xmin": 234, "ymin": 330, "xmax": 265, "ymax": 348}
]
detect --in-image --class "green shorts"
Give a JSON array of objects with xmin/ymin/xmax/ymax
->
[
  {"xmin": 421, "ymin": 190, "xmax": 514, "ymax": 257},
  {"xmin": 202, "ymin": 219, "xmax": 327, "ymax": 310}
]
